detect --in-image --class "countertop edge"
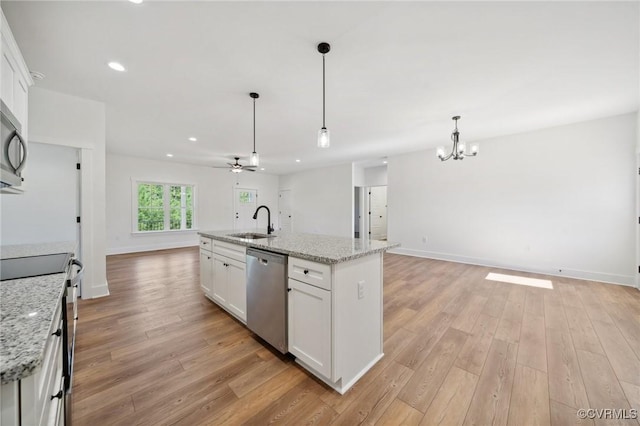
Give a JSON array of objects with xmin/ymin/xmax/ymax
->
[{"xmin": 198, "ymin": 231, "xmax": 400, "ymax": 264}]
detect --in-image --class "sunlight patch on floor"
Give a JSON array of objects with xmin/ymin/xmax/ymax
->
[{"xmin": 485, "ymin": 272, "xmax": 554, "ymax": 290}]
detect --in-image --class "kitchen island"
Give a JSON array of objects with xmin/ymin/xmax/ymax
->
[{"xmin": 198, "ymin": 230, "xmax": 399, "ymax": 394}]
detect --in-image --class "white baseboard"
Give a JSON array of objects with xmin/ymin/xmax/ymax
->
[
  {"xmin": 388, "ymin": 247, "xmax": 635, "ymax": 287},
  {"xmin": 106, "ymin": 241, "xmax": 198, "ymax": 255}
]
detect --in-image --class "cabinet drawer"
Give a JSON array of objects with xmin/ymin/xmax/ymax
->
[
  {"xmin": 199, "ymin": 237, "xmax": 213, "ymax": 251},
  {"xmin": 288, "ymin": 257, "xmax": 332, "ymax": 291},
  {"xmin": 212, "ymin": 240, "xmax": 246, "ymax": 263}
]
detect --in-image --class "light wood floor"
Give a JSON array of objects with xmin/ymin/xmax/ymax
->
[{"xmin": 73, "ymin": 248, "xmax": 640, "ymax": 425}]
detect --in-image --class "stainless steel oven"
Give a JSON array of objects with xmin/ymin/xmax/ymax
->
[{"xmin": 63, "ymin": 258, "xmax": 83, "ymax": 426}]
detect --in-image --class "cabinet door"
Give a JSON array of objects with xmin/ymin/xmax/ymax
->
[
  {"xmin": 211, "ymin": 256, "xmax": 228, "ymax": 305},
  {"xmin": 288, "ymin": 278, "xmax": 331, "ymax": 379},
  {"xmin": 199, "ymin": 249, "xmax": 213, "ymax": 295},
  {"xmin": 225, "ymin": 258, "xmax": 246, "ymax": 323}
]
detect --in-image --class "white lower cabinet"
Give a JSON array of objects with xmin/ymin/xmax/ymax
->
[
  {"xmin": 199, "ymin": 249, "xmax": 213, "ymax": 295},
  {"xmin": 287, "ymin": 278, "xmax": 332, "ymax": 379},
  {"xmin": 211, "ymin": 255, "xmax": 247, "ymax": 323},
  {"xmin": 200, "ymin": 238, "xmax": 247, "ymax": 323},
  {"xmin": 287, "ymin": 254, "xmax": 383, "ymax": 394},
  {"xmin": 225, "ymin": 258, "xmax": 247, "ymax": 320},
  {"xmin": 1, "ymin": 300, "xmax": 64, "ymax": 426}
]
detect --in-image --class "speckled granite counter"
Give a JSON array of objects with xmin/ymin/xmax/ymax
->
[
  {"xmin": 198, "ymin": 230, "xmax": 399, "ymax": 264},
  {"xmin": 1, "ymin": 242, "xmax": 76, "ymax": 384}
]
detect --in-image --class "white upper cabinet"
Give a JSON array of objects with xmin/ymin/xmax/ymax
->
[{"xmin": 1, "ymin": 9, "xmax": 33, "ymax": 133}]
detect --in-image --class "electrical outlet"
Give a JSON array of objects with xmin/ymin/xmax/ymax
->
[{"xmin": 358, "ymin": 280, "xmax": 365, "ymax": 299}]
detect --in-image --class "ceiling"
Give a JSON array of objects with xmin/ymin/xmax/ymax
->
[{"xmin": 3, "ymin": 1, "xmax": 638, "ymax": 175}]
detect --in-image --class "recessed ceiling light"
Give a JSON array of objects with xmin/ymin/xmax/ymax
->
[
  {"xmin": 188, "ymin": 137, "xmax": 197, "ymax": 142},
  {"xmin": 166, "ymin": 153, "xmax": 173, "ymax": 157},
  {"xmin": 108, "ymin": 62, "xmax": 126, "ymax": 72},
  {"xmin": 295, "ymin": 159, "xmax": 301, "ymax": 163},
  {"xmin": 382, "ymin": 160, "xmax": 388, "ymax": 164},
  {"xmin": 129, "ymin": 0, "xmax": 143, "ymax": 4},
  {"xmin": 260, "ymin": 168, "xmax": 265, "ymax": 171}
]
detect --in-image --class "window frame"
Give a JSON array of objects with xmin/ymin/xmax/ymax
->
[{"xmin": 131, "ymin": 179, "xmax": 197, "ymax": 234}]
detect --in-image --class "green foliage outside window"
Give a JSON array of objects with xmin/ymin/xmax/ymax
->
[{"xmin": 138, "ymin": 183, "xmax": 194, "ymax": 232}]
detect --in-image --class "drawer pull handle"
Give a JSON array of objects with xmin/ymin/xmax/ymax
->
[
  {"xmin": 202, "ymin": 241, "xmax": 208, "ymax": 245},
  {"xmin": 287, "ymin": 288, "xmax": 292, "ymax": 292},
  {"xmin": 303, "ymin": 269, "xmax": 309, "ymax": 275},
  {"xmin": 51, "ymin": 390, "xmax": 63, "ymax": 400},
  {"xmin": 52, "ymin": 328, "xmax": 62, "ymax": 337}
]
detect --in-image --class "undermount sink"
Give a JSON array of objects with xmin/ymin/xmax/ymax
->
[{"xmin": 228, "ymin": 232, "xmax": 274, "ymax": 240}]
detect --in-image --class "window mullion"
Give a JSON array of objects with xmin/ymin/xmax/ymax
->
[
  {"xmin": 163, "ymin": 184, "xmax": 170, "ymax": 231},
  {"xmin": 181, "ymin": 186, "xmax": 186, "ymax": 230}
]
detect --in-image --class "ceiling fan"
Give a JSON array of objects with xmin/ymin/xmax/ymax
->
[{"xmin": 212, "ymin": 156, "xmax": 257, "ymax": 173}]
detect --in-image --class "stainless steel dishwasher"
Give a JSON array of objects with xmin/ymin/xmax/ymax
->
[{"xmin": 246, "ymin": 248, "xmax": 288, "ymax": 354}]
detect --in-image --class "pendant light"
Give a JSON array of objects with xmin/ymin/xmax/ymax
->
[
  {"xmin": 249, "ymin": 92, "xmax": 259, "ymax": 166},
  {"xmin": 317, "ymin": 42, "xmax": 331, "ymax": 148}
]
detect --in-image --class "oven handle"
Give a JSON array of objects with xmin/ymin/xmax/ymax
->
[{"xmin": 68, "ymin": 258, "xmax": 84, "ymax": 287}]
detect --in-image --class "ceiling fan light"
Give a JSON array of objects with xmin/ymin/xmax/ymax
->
[
  {"xmin": 231, "ymin": 168, "xmax": 242, "ymax": 174},
  {"xmin": 318, "ymin": 127, "xmax": 330, "ymax": 148},
  {"xmin": 250, "ymin": 151, "xmax": 259, "ymax": 166}
]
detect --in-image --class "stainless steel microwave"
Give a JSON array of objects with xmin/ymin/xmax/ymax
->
[{"xmin": 1, "ymin": 100, "xmax": 27, "ymax": 188}]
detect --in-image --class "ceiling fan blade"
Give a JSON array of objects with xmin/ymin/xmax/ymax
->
[
  {"xmin": 245, "ymin": 168, "xmax": 256, "ymax": 172},
  {"xmin": 212, "ymin": 166, "xmax": 231, "ymax": 169}
]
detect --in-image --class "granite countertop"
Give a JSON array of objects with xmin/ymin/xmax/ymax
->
[
  {"xmin": 0, "ymin": 241, "xmax": 76, "ymax": 384},
  {"xmin": 198, "ymin": 230, "xmax": 399, "ymax": 264}
]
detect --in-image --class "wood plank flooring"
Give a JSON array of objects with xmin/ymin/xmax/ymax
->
[{"xmin": 73, "ymin": 248, "xmax": 640, "ymax": 425}]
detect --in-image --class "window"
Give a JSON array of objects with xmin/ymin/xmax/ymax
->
[{"xmin": 134, "ymin": 181, "xmax": 195, "ymax": 232}]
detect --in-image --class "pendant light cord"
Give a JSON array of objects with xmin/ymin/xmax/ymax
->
[
  {"xmin": 253, "ymin": 98, "xmax": 256, "ymax": 152},
  {"xmin": 322, "ymin": 54, "xmax": 326, "ymax": 128}
]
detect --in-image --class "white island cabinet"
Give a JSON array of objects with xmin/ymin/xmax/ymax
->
[
  {"xmin": 288, "ymin": 254, "xmax": 383, "ymax": 394},
  {"xmin": 200, "ymin": 237, "xmax": 247, "ymax": 324},
  {"xmin": 197, "ymin": 230, "xmax": 398, "ymax": 394}
]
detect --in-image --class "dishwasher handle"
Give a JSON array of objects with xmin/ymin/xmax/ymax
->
[{"xmin": 259, "ymin": 258, "xmax": 268, "ymax": 266}]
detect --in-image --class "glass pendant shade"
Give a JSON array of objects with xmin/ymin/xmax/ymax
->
[
  {"xmin": 470, "ymin": 144, "xmax": 479, "ymax": 155},
  {"xmin": 250, "ymin": 151, "xmax": 259, "ymax": 166},
  {"xmin": 436, "ymin": 146, "xmax": 446, "ymax": 159},
  {"xmin": 318, "ymin": 127, "xmax": 330, "ymax": 148},
  {"xmin": 457, "ymin": 143, "xmax": 466, "ymax": 155}
]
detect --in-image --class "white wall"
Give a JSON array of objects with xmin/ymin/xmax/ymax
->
[
  {"xmin": 106, "ymin": 153, "xmax": 279, "ymax": 254},
  {"xmin": 388, "ymin": 113, "xmax": 637, "ymax": 286},
  {"xmin": 27, "ymin": 87, "xmax": 108, "ymax": 298},
  {"xmin": 279, "ymin": 163, "xmax": 353, "ymax": 237},
  {"xmin": 364, "ymin": 166, "xmax": 388, "ymax": 187},
  {"xmin": 1, "ymin": 142, "xmax": 78, "ymax": 244}
]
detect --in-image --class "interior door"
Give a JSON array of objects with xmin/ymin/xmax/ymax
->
[
  {"xmin": 233, "ymin": 187, "xmax": 257, "ymax": 230},
  {"xmin": 279, "ymin": 189, "xmax": 292, "ymax": 232},
  {"xmin": 369, "ymin": 186, "xmax": 387, "ymax": 240}
]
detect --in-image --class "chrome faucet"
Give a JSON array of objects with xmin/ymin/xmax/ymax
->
[{"xmin": 252, "ymin": 205, "xmax": 274, "ymax": 234}]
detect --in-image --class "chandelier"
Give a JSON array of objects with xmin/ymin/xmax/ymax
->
[{"xmin": 437, "ymin": 116, "xmax": 478, "ymax": 161}]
